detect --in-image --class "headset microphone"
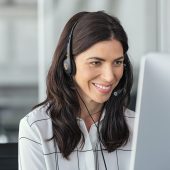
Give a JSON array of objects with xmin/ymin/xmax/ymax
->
[
  {"xmin": 113, "ymin": 88, "xmax": 124, "ymax": 96},
  {"xmin": 113, "ymin": 88, "xmax": 125, "ymax": 96}
]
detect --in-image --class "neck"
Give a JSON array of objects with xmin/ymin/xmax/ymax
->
[
  {"xmin": 79, "ymin": 99, "xmax": 103, "ymax": 131},
  {"xmin": 82, "ymin": 111, "xmax": 101, "ymax": 131},
  {"xmin": 79, "ymin": 100, "xmax": 103, "ymax": 118}
]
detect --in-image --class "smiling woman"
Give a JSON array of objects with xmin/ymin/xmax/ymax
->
[{"xmin": 18, "ymin": 11, "xmax": 135, "ymax": 170}]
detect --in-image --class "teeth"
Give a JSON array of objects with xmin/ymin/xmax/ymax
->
[{"xmin": 94, "ymin": 83, "xmax": 111, "ymax": 90}]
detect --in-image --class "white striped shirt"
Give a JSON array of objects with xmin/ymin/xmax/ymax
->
[{"xmin": 18, "ymin": 106, "xmax": 135, "ymax": 170}]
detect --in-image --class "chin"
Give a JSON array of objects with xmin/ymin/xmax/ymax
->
[{"xmin": 93, "ymin": 96, "xmax": 111, "ymax": 104}]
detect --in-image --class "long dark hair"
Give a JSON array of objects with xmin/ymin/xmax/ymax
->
[{"xmin": 34, "ymin": 11, "xmax": 133, "ymax": 159}]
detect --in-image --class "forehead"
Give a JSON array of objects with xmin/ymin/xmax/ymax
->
[{"xmin": 75, "ymin": 39, "xmax": 124, "ymax": 61}]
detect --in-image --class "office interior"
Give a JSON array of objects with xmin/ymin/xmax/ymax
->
[{"xmin": 0, "ymin": 0, "xmax": 169, "ymax": 164}]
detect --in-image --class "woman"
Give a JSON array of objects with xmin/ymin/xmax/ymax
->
[{"xmin": 19, "ymin": 11, "xmax": 135, "ymax": 170}]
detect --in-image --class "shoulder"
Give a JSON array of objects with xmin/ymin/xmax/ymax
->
[
  {"xmin": 124, "ymin": 108, "xmax": 135, "ymax": 118},
  {"xmin": 23, "ymin": 105, "xmax": 51, "ymax": 127},
  {"xmin": 124, "ymin": 108, "xmax": 136, "ymax": 131},
  {"xmin": 19, "ymin": 105, "xmax": 53, "ymax": 141}
]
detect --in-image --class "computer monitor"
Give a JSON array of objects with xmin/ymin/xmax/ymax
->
[{"xmin": 130, "ymin": 53, "xmax": 170, "ymax": 170}]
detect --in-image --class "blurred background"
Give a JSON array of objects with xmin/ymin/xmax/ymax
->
[{"xmin": 0, "ymin": 0, "xmax": 170, "ymax": 143}]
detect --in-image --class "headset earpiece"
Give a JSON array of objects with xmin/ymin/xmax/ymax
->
[
  {"xmin": 63, "ymin": 21, "xmax": 78, "ymax": 76},
  {"xmin": 63, "ymin": 36, "xmax": 72, "ymax": 75},
  {"xmin": 63, "ymin": 57, "xmax": 71, "ymax": 75}
]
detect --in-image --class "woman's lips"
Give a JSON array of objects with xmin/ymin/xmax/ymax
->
[{"xmin": 93, "ymin": 83, "xmax": 112, "ymax": 94}]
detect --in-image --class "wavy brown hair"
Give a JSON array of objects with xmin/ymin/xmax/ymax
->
[{"xmin": 34, "ymin": 11, "xmax": 133, "ymax": 159}]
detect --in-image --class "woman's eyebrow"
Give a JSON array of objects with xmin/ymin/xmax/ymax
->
[
  {"xmin": 114, "ymin": 56, "xmax": 124, "ymax": 61},
  {"xmin": 87, "ymin": 57, "xmax": 105, "ymax": 61},
  {"xmin": 87, "ymin": 56, "xmax": 124, "ymax": 61}
]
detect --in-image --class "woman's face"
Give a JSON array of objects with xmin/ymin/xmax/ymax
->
[{"xmin": 73, "ymin": 39, "xmax": 124, "ymax": 104}]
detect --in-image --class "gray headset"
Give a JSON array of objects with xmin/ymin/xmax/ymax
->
[{"xmin": 63, "ymin": 21, "xmax": 78, "ymax": 76}]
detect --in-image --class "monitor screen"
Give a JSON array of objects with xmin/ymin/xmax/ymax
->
[{"xmin": 130, "ymin": 53, "xmax": 170, "ymax": 170}]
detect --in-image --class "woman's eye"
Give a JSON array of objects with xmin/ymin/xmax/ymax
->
[
  {"xmin": 113, "ymin": 60, "xmax": 124, "ymax": 67},
  {"xmin": 90, "ymin": 61, "xmax": 101, "ymax": 66}
]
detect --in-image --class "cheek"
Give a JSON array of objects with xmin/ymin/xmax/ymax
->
[
  {"xmin": 74, "ymin": 73, "xmax": 93, "ymax": 87},
  {"xmin": 74, "ymin": 63, "xmax": 95, "ymax": 83},
  {"xmin": 115, "ymin": 67, "xmax": 124, "ymax": 80},
  {"xmin": 73, "ymin": 68, "xmax": 91, "ymax": 88}
]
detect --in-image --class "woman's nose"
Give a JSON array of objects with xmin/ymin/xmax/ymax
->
[{"xmin": 101, "ymin": 65, "xmax": 115, "ymax": 83}]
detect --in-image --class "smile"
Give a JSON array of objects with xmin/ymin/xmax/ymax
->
[
  {"xmin": 94, "ymin": 83, "xmax": 111, "ymax": 89},
  {"xmin": 93, "ymin": 83, "xmax": 112, "ymax": 94}
]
